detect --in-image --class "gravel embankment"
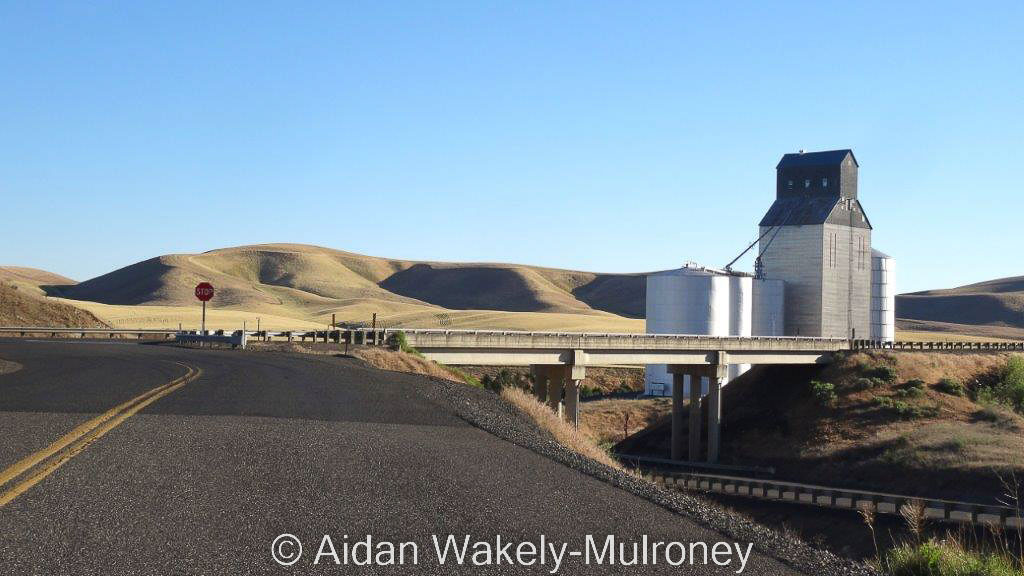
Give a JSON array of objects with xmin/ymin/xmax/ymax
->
[{"xmin": 416, "ymin": 376, "xmax": 879, "ymax": 576}]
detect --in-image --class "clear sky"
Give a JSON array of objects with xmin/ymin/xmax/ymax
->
[{"xmin": 1, "ymin": 1, "xmax": 1020, "ymax": 293}]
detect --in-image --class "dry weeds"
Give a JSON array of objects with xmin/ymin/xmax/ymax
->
[
  {"xmin": 351, "ymin": 347, "xmax": 467, "ymax": 384},
  {"xmin": 580, "ymin": 397, "xmax": 672, "ymax": 444},
  {"xmin": 501, "ymin": 387, "xmax": 621, "ymax": 470}
]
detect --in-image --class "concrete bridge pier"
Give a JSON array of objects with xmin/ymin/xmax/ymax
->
[
  {"xmin": 563, "ymin": 364, "xmax": 586, "ymax": 427},
  {"xmin": 668, "ymin": 353, "xmax": 729, "ymax": 464},
  {"xmin": 547, "ymin": 370, "xmax": 564, "ymax": 413},
  {"xmin": 528, "ymin": 364, "xmax": 585, "ymax": 427},
  {"xmin": 705, "ymin": 360, "xmax": 728, "ymax": 464},
  {"xmin": 530, "ymin": 365, "xmax": 550, "ymax": 402},
  {"xmin": 689, "ymin": 371, "xmax": 702, "ymax": 461}
]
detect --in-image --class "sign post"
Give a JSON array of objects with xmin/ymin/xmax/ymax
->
[{"xmin": 194, "ymin": 282, "xmax": 215, "ymax": 333}]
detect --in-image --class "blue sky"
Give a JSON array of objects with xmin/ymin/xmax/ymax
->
[{"xmin": 1, "ymin": 1, "xmax": 1020, "ymax": 293}]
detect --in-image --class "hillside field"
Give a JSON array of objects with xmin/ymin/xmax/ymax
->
[{"xmin": 3, "ymin": 244, "xmax": 1023, "ymax": 338}]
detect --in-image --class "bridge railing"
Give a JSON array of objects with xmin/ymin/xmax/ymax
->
[
  {"xmin": 390, "ymin": 329, "xmax": 850, "ymax": 352},
  {"xmin": 853, "ymin": 339, "xmax": 1024, "ymax": 351}
]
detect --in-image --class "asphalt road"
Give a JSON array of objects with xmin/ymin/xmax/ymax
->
[{"xmin": 0, "ymin": 340, "xmax": 810, "ymax": 575}]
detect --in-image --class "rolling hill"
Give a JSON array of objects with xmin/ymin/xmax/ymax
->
[
  {"xmin": 0, "ymin": 269, "xmax": 106, "ymax": 328},
  {"xmin": 4, "ymin": 244, "xmax": 1022, "ymax": 338},
  {"xmin": 896, "ymin": 275, "xmax": 1024, "ymax": 340},
  {"xmin": 12, "ymin": 244, "xmax": 647, "ymax": 331}
]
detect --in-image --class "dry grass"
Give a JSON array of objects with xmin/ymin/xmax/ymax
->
[
  {"xmin": 501, "ymin": 387, "xmax": 621, "ymax": 470},
  {"xmin": 897, "ymin": 319, "xmax": 1024, "ymax": 342},
  {"xmin": 351, "ymin": 347, "xmax": 469, "ymax": 384},
  {"xmin": 0, "ymin": 282, "xmax": 106, "ymax": 328},
  {"xmin": 580, "ymin": 397, "xmax": 672, "ymax": 444},
  {"xmin": 24, "ymin": 241, "xmax": 643, "ymax": 330},
  {"xmin": 56, "ymin": 299, "xmax": 326, "ymax": 331},
  {"xmin": 16, "ymin": 244, "xmax": 644, "ymax": 333}
]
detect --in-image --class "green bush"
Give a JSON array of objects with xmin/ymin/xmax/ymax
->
[
  {"xmin": 935, "ymin": 377, "xmax": 965, "ymax": 397},
  {"xmin": 391, "ymin": 331, "xmax": 423, "ymax": 357},
  {"xmin": 874, "ymin": 396, "xmax": 939, "ymax": 419},
  {"xmin": 895, "ymin": 387, "xmax": 925, "ymax": 399},
  {"xmin": 862, "ymin": 364, "xmax": 899, "ymax": 384},
  {"xmin": 810, "ymin": 381, "xmax": 837, "ymax": 406},
  {"xmin": 852, "ymin": 377, "xmax": 881, "ymax": 391},
  {"xmin": 885, "ymin": 539, "xmax": 1019, "ymax": 576},
  {"xmin": 976, "ymin": 356, "xmax": 1024, "ymax": 414}
]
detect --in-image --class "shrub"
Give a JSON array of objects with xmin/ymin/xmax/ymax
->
[
  {"xmin": 852, "ymin": 377, "xmax": 877, "ymax": 391},
  {"xmin": 481, "ymin": 368, "xmax": 524, "ymax": 393},
  {"xmin": 810, "ymin": 381, "xmax": 837, "ymax": 406},
  {"xmin": 935, "ymin": 377, "xmax": 965, "ymax": 397},
  {"xmin": 862, "ymin": 364, "xmax": 899, "ymax": 384},
  {"xmin": 874, "ymin": 397, "xmax": 939, "ymax": 419},
  {"xmin": 885, "ymin": 539, "xmax": 1019, "ymax": 576},
  {"xmin": 391, "ymin": 331, "xmax": 423, "ymax": 357},
  {"xmin": 976, "ymin": 356, "xmax": 1024, "ymax": 414},
  {"xmin": 905, "ymin": 379, "xmax": 926, "ymax": 390},
  {"xmin": 973, "ymin": 403, "xmax": 1020, "ymax": 429},
  {"xmin": 895, "ymin": 387, "xmax": 925, "ymax": 399}
]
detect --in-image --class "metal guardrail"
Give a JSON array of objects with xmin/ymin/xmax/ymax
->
[
  {"xmin": 646, "ymin": 470, "xmax": 1023, "ymax": 529},
  {"xmin": 0, "ymin": 327, "xmax": 392, "ymax": 346},
  {"xmin": 853, "ymin": 339, "xmax": 1024, "ymax": 351},
  {"xmin": 0, "ymin": 327, "xmax": 178, "ymax": 339},
  {"xmin": 3, "ymin": 327, "xmax": 1020, "ymax": 353},
  {"xmin": 176, "ymin": 331, "xmax": 247, "ymax": 349}
]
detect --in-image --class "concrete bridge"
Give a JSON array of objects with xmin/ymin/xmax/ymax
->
[{"xmin": 396, "ymin": 330, "xmax": 850, "ymax": 464}]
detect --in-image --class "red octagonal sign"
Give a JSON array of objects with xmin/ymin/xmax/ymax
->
[{"xmin": 194, "ymin": 282, "xmax": 215, "ymax": 302}]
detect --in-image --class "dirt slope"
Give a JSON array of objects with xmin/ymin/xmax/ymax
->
[{"xmin": 621, "ymin": 351, "xmax": 1024, "ymax": 503}]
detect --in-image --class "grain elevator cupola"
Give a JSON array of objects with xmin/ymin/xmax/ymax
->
[{"xmin": 756, "ymin": 149, "xmax": 873, "ymax": 339}]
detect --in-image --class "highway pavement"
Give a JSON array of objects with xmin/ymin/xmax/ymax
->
[{"xmin": 0, "ymin": 340, "xmax": 819, "ymax": 575}]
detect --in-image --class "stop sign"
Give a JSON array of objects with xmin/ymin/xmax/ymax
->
[{"xmin": 194, "ymin": 282, "xmax": 215, "ymax": 302}]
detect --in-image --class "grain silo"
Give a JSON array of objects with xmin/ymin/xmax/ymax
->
[
  {"xmin": 757, "ymin": 149, "xmax": 872, "ymax": 339},
  {"xmin": 752, "ymin": 277, "xmax": 786, "ymax": 336},
  {"xmin": 870, "ymin": 249, "xmax": 896, "ymax": 342},
  {"xmin": 643, "ymin": 264, "xmax": 753, "ymax": 396},
  {"xmin": 727, "ymin": 275, "xmax": 753, "ymax": 380}
]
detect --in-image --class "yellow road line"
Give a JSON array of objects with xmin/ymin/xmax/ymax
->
[{"xmin": 0, "ymin": 362, "xmax": 201, "ymax": 508}]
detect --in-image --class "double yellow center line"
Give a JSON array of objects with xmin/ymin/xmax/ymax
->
[{"xmin": 0, "ymin": 361, "xmax": 201, "ymax": 507}]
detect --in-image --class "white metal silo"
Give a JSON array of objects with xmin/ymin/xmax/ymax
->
[
  {"xmin": 644, "ymin": 264, "xmax": 748, "ymax": 396},
  {"xmin": 728, "ymin": 275, "xmax": 753, "ymax": 380},
  {"xmin": 752, "ymin": 278, "xmax": 785, "ymax": 336},
  {"xmin": 870, "ymin": 250, "xmax": 895, "ymax": 342}
]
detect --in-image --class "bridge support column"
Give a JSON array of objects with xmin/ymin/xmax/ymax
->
[
  {"xmin": 669, "ymin": 369, "xmax": 688, "ymax": 460},
  {"xmin": 546, "ymin": 370, "xmax": 564, "ymax": 412},
  {"xmin": 530, "ymin": 365, "xmax": 549, "ymax": 402},
  {"xmin": 706, "ymin": 355, "xmax": 729, "ymax": 464},
  {"xmin": 564, "ymin": 365, "xmax": 586, "ymax": 427},
  {"xmin": 689, "ymin": 371, "xmax": 702, "ymax": 461}
]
